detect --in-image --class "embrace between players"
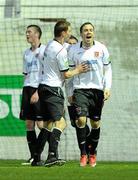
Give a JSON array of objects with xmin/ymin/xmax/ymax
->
[{"xmin": 20, "ymin": 20, "xmax": 112, "ymax": 167}]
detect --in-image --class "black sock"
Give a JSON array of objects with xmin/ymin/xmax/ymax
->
[
  {"xmin": 76, "ymin": 126, "xmax": 86, "ymax": 155},
  {"xmin": 26, "ymin": 130, "xmax": 37, "ymax": 159},
  {"xmin": 49, "ymin": 128, "xmax": 62, "ymax": 157},
  {"xmin": 85, "ymin": 124, "xmax": 91, "ymax": 155},
  {"xmin": 68, "ymin": 105, "xmax": 76, "ymax": 127},
  {"xmin": 89, "ymin": 127, "xmax": 100, "ymax": 155},
  {"xmin": 35, "ymin": 128, "xmax": 51, "ymax": 161}
]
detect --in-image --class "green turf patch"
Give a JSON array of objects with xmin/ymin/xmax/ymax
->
[{"xmin": 0, "ymin": 160, "xmax": 138, "ymax": 180}]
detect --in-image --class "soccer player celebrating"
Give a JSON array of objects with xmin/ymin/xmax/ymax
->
[
  {"xmin": 65, "ymin": 35, "xmax": 91, "ymax": 159},
  {"xmin": 20, "ymin": 25, "xmax": 45, "ymax": 165},
  {"xmin": 68, "ymin": 22, "xmax": 112, "ymax": 167},
  {"xmin": 32, "ymin": 20, "xmax": 89, "ymax": 167}
]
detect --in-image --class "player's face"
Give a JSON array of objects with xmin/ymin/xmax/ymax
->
[
  {"xmin": 81, "ymin": 24, "xmax": 94, "ymax": 47},
  {"xmin": 26, "ymin": 27, "xmax": 38, "ymax": 43},
  {"xmin": 67, "ymin": 38, "xmax": 77, "ymax": 45},
  {"xmin": 64, "ymin": 26, "xmax": 72, "ymax": 42}
]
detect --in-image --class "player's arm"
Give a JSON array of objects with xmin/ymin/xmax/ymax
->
[
  {"xmin": 63, "ymin": 63, "xmax": 89, "ymax": 79},
  {"xmin": 57, "ymin": 47, "xmax": 89, "ymax": 79},
  {"xmin": 102, "ymin": 45, "xmax": 112, "ymax": 101},
  {"xmin": 103, "ymin": 62, "xmax": 112, "ymax": 100}
]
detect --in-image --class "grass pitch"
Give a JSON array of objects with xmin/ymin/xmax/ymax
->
[{"xmin": 0, "ymin": 160, "xmax": 138, "ymax": 180}]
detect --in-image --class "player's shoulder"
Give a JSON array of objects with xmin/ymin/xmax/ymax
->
[
  {"xmin": 63, "ymin": 42, "xmax": 70, "ymax": 49},
  {"xmin": 95, "ymin": 40, "xmax": 107, "ymax": 48},
  {"xmin": 40, "ymin": 44, "xmax": 46, "ymax": 49},
  {"xmin": 94, "ymin": 40, "xmax": 109, "ymax": 52},
  {"xmin": 39, "ymin": 44, "xmax": 46, "ymax": 53},
  {"xmin": 23, "ymin": 47, "xmax": 30, "ymax": 56},
  {"xmin": 44, "ymin": 40, "xmax": 56, "ymax": 54},
  {"xmin": 47, "ymin": 40, "xmax": 63, "ymax": 51},
  {"xmin": 45, "ymin": 40, "xmax": 66, "ymax": 58}
]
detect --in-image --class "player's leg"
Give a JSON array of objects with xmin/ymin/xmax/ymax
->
[
  {"xmin": 24, "ymin": 120, "xmax": 36, "ymax": 165},
  {"xmin": 88, "ymin": 89, "xmax": 104, "ymax": 167},
  {"xmin": 88, "ymin": 120, "xmax": 100, "ymax": 167},
  {"xmin": 75, "ymin": 116, "xmax": 87, "ymax": 167},
  {"xmin": 31, "ymin": 123, "xmax": 53, "ymax": 166},
  {"xmin": 31, "ymin": 85, "xmax": 51, "ymax": 166},
  {"xmin": 20, "ymin": 87, "xmax": 37, "ymax": 165},
  {"xmin": 45, "ymin": 117, "xmax": 66, "ymax": 167},
  {"xmin": 68, "ymin": 104, "xmax": 87, "ymax": 164},
  {"xmin": 36, "ymin": 120, "xmax": 43, "ymax": 130},
  {"xmin": 44, "ymin": 87, "xmax": 66, "ymax": 167},
  {"xmin": 67, "ymin": 105, "xmax": 77, "ymax": 127},
  {"xmin": 32, "ymin": 105, "xmax": 48, "ymax": 164},
  {"xmin": 68, "ymin": 104, "xmax": 91, "ymax": 158},
  {"xmin": 31, "ymin": 121, "xmax": 53, "ymax": 166},
  {"xmin": 73, "ymin": 89, "xmax": 89, "ymax": 167},
  {"xmin": 85, "ymin": 123, "xmax": 91, "ymax": 157}
]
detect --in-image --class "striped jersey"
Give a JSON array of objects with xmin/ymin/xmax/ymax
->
[
  {"xmin": 23, "ymin": 44, "xmax": 46, "ymax": 88},
  {"xmin": 68, "ymin": 40, "xmax": 112, "ymax": 90},
  {"xmin": 40, "ymin": 40, "xmax": 69, "ymax": 87}
]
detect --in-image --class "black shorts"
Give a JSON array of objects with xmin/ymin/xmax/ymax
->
[
  {"xmin": 20, "ymin": 86, "xmax": 43, "ymax": 121},
  {"xmin": 38, "ymin": 84, "xmax": 65, "ymax": 122},
  {"xmin": 73, "ymin": 89, "xmax": 104, "ymax": 121}
]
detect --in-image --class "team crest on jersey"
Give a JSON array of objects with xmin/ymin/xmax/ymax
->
[{"xmin": 94, "ymin": 51, "xmax": 99, "ymax": 58}]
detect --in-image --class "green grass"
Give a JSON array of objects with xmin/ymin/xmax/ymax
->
[{"xmin": 0, "ymin": 160, "xmax": 138, "ymax": 180}]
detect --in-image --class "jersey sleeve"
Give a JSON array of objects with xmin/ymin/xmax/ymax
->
[
  {"xmin": 57, "ymin": 48, "xmax": 69, "ymax": 71},
  {"xmin": 68, "ymin": 46, "xmax": 75, "ymax": 68},
  {"xmin": 39, "ymin": 44, "xmax": 46, "ymax": 60},
  {"xmin": 103, "ymin": 63, "xmax": 112, "ymax": 90},
  {"xmin": 102, "ymin": 45, "xmax": 112, "ymax": 89},
  {"xmin": 23, "ymin": 51, "xmax": 27, "ymax": 75},
  {"xmin": 102, "ymin": 45, "xmax": 111, "ymax": 65}
]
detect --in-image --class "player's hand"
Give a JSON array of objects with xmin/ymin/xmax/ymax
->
[
  {"xmin": 104, "ymin": 89, "xmax": 111, "ymax": 101},
  {"xmin": 76, "ymin": 63, "xmax": 90, "ymax": 73},
  {"xmin": 30, "ymin": 91, "xmax": 39, "ymax": 104}
]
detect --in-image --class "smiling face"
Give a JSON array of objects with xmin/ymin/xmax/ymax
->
[{"xmin": 80, "ymin": 23, "xmax": 95, "ymax": 47}]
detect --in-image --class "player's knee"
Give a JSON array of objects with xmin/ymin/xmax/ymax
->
[
  {"xmin": 76, "ymin": 117, "xmax": 86, "ymax": 128},
  {"xmin": 55, "ymin": 117, "xmax": 67, "ymax": 131},
  {"xmin": 36, "ymin": 121, "xmax": 44, "ymax": 130},
  {"xmin": 26, "ymin": 120, "xmax": 35, "ymax": 130},
  {"xmin": 90, "ymin": 120, "xmax": 100, "ymax": 129}
]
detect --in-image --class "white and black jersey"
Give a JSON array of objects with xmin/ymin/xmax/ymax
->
[
  {"xmin": 40, "ymin": 40, "xmax": 69, "ymax": 88},
  {"xmin": 23, "ymin": 44, "xmax": 46, "ymax": 88},
  {"xmin": 68, "ymin": 40, "xmax": 112, "ymax": 91},
  {"xmin": 63, "ymin": 42, "xmax": 72, "ymax": 52},
  {"xmin": 64, "ymin": 42, "xmax": 75, "ymax": 97}
]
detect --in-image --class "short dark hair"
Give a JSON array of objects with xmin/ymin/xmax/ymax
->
[
  {"xmin": 27, "ymin": 25, "xmax": 42, "ymax": 39},
  {"xmin": 80, "ymin": 22, "xmax": 95, "ymax": 33},
  {"xmin": 54, "ymin": 20, "xmax": 71, "ymax": 37},
  {"xmin": 69, "ymin": 35, "xmax": 78, "ymax": 42}
]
